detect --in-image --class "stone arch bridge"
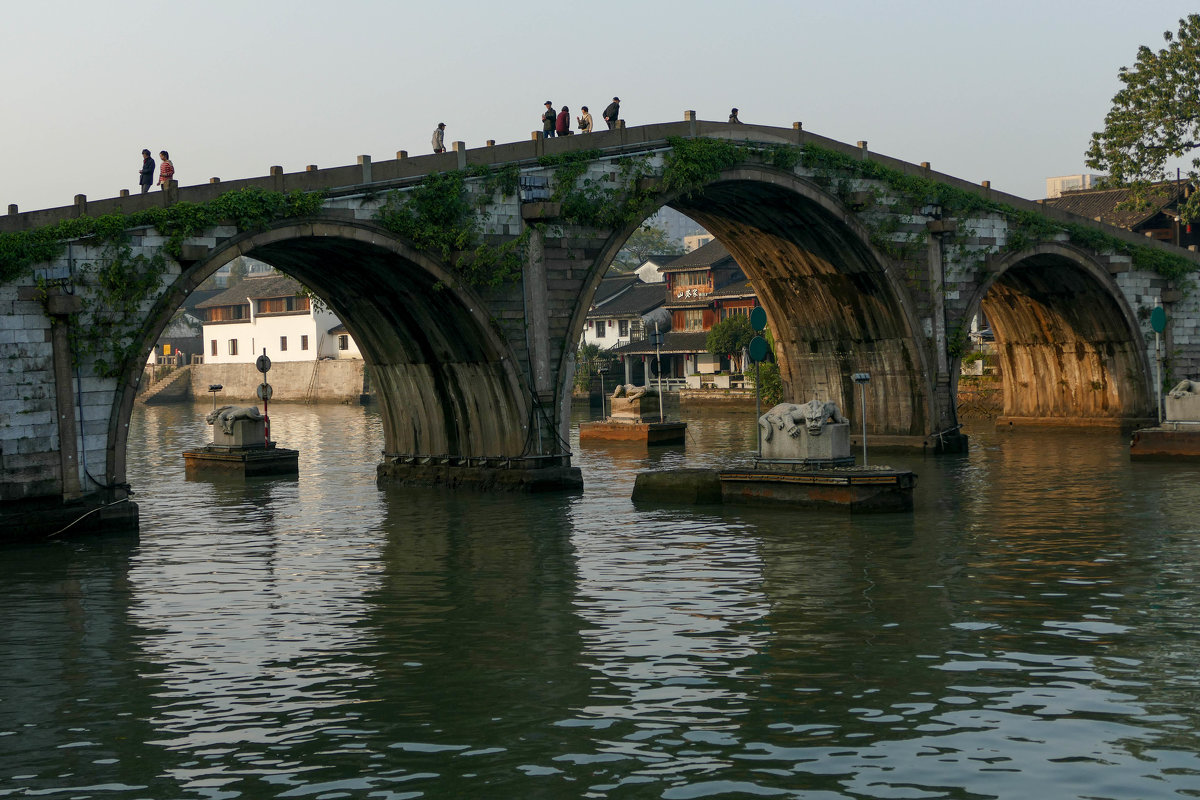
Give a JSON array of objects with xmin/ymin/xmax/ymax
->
[{"xmin": 3, "ymin": 115, "xmax": 1198, "ymax": 536}]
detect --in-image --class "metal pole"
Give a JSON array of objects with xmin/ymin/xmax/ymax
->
[
  {"xmin": 1156, "ymin": 330, "xmax": 1163, "ymax": 425},
  {"xmin": 755, "ymin": 360, "xmax": 761, "ymax": 459},
  {"xmin": 655, "ymin": 322, "xmax": 664, "ymax": 424},
  {"xmin": 860, "ymin": 382, "xmax": 868, "ymax": 465},
  {"xmin": 599, "ymin": 365, "xmax": 606, "ymax": 419}
]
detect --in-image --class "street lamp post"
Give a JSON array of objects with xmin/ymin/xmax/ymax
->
[
  {"xmin": 652, "ymin": 322, "xmax": 665, "ymax": 423},
  {"xmin": 852, "ymin": 372, "xmax": 870, "ymax": 466}
]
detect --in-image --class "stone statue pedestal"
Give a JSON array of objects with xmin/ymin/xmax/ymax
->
[
  {"xmin": 761, "ymin": 422, "xmax": 853, "ymax": 467},
  {"xmin": 1166, "ymin": 392, "xmax": 1200, "ymax": 423},
  {"xmin": 610, "ymin": 395, "xmax": 660, "ymax": 422},
  {"xmin": 212, "ymin": 417, "xmax": 266, "ymax": 449}
]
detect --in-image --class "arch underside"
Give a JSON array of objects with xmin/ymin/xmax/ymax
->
[
  {"xmin": 984, "ymin": 255, "xmax": 1151, "ymax": 420},
  {"xmin": 671, "ymin": 178, "xmax": 929, "ymax": 437},
  {"xmin": 238, "ymin": 234, "xmax": 528, "ymax": 458}
]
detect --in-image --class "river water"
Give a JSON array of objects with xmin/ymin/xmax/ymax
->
[{"xmin": 4, "ymin": 403, "xmax": 1200, "ymax": 799}]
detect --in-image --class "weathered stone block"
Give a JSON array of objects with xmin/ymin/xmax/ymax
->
[
  {"xmin": 213, "ymin": 417, "xmax": 266, "ymax": 448},
  {"xmin": 761, "ymin": 422, "xmax": 851, "ymax": 461}
]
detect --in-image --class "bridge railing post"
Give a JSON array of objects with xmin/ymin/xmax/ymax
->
[
  {"xmin": 358, "ymin": 155, "xmax": 372, "ymax": 184},
  {"xmin": 453, "ymin": 141, "xmax": 466, "ymax": 170},
  {"xmin": 684, "ymin": 110, "xmax": 697, "ymax": 136}
]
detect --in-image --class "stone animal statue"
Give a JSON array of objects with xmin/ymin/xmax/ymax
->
[
  {"xmin": 759, "ymin": 399, "xmax": 849, "ymax": 441},
  {"xmin": 205, "ymin": 405, "xmax": 263, "ymax": 435},
  {"xmin": 798, "ymin": 398, "xmax": 849, "ymax": 435},
  {"xmin": 1168, "ymin": 379, "xmax": 1200, "ymax": 399},
  {"xmin": 612, "ymin": 384, "xmax": 653, "ymax": 399}
]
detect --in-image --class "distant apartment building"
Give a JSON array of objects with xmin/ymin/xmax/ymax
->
[
  {"xmin": 683, "ymin": 233, "xmax": 715, "ymax": 252},
  {"xmin": 1045, "ymin": 174, "xmax": 1104, "ymax": 199}
]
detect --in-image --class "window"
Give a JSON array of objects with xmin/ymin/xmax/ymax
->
[
  {"xmin": 210, "ymin": 339, "xmax": 217, "ymax": 356},
  {"xmin": 722, "ymin": 306, "xmax": 750, "ymax": 320},
  {"xmin": 205, "ymin": 304, "xmax": 248, "ymax": 322},
  {"xmin": 338, "ymin": 334, "xmax": 349, "ymax": 351},
  {"xmin": 618, "ymin": 320, "xmax": 629, "ymax": 337},
  {"xmin": 280, "ymin": 336, "xmax": 288, "ymax": 352},
  {"xmin": 595, "ymin": 319, "xmax": 606, "ymax": 338},
  {"xmin": 684, "ymin": 309, "xmax": 704, "ymax": 331},
  {"xmin": 257, "ymin": 296, "xmax": 311, "ymax": 314},
  {"xmin": 301, "ymin": 335, "xmax": 309, "ymax": 351},
  {"xmin": 228, "ymin": 339, "xmax": 238, "ymax": 356}
]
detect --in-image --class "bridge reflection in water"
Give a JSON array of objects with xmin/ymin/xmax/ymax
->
[{"xmin": 1, "ymin": 403, "xmax": 1200, "ymax": 796}]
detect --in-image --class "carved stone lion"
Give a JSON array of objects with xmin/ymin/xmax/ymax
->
[
  {"xmin": 205, "ymin": 405, "xmax": 263, "ymax": 435},
  {"xmin": 1169, "ymin": 379, "xmax": 1200, "ymax": 399},
  {"xmin": 612, "ymin": 384, "xmax": 653, "ymax": 399},
  {"xmin": 759, "ymin": 399, "xmax": 848, "ymax": 441}
]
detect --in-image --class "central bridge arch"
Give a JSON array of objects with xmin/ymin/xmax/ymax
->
[
  {"xmin": 570, "ymin": 164, "xmax": 934, "ymax": 439},
  {"xmin": 111, "ymin": 219, "xmax": 531, "ymax": 484}
]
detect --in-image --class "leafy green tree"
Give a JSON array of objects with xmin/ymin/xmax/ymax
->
[
  {"xmin": 706, "ymin": 314, "xmax": 754, "ymax": 360},
  {"xmin": 613, "ymin": 224, "xmax": 684, "ymax": 271},
  {"xmin": 1086, "ymin": 14, "xmax": 1200, "ymax": 221},
  {"xmin": 227, "ymin": 257, "xmax": 249, "ymax": 287},
  {"xmin": 748, "ymin": 360, "xmax": 783, "ymax": 406},
  {"xmin": 574, "ymin": 343, "xmax": 616, "ymax": 391}
]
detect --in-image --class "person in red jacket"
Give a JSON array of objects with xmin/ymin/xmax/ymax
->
[
  {"xmin": 556, "ymin": 106, "xmax": 572, "ymax": 136},
  {"xmin": 158, "ymin": 151, "xmax": 175, "ymax": 189}
]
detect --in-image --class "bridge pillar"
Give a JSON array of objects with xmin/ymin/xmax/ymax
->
[{"xmin": 47, "ymin": 290, "xmax": 83, "ymax": 501}]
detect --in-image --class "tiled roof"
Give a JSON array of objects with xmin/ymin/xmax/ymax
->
[
  {"xmin": 592, "ymin": 273, "xmax": 639, "ymax": 306},
  {"xmin": 611, "ymin": 331, "xmax": 709, "ymax": 356},
  {"xmin": 711, "ymin": 279, "xmax": 757, "ymax": 299},
  {"xmin": 195, "ymin": 274, "xmax": 304, "ymax": 308},
  {"xmin": 1043, "ymin": 182, "xmax": 1186, "ymax": 229},
  {"xmin": 587, "ymin": 283, "xmax": 665, "ymax": 318},
  {"xmin": 658, "ymin": 239, "xmax": 733, "ymax": 272}
]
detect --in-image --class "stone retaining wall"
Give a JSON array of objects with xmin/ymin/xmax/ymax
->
[{"xmin": 190, "ymin": 360, "xmax": 367, "ymax": 403}]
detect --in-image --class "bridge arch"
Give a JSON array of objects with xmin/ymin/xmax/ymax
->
[
  {"xmin": 568, "ymin": 164, "xmax": 935, "ymax": 438},
  {"xmin": 110, "ymin": 219, "xmax": 531, "ymax": 483},
  {"xmin": 962, "ymin": 242, "xmax": 1153, "ymax": 422}
]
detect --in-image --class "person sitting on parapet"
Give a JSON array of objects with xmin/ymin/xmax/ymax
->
[
  {"xmin": 729, "ymin": 108, "xmax": 741, "ymax": 123},
  {"xmin": 556, "ymin": 105, "xmax": 572, "ymax": 136},
  {"xmin": 432, "ymin": 122, "xmax": 446, "ymax": 153}
]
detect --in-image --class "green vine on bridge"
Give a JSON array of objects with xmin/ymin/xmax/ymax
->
[
  {"xmin": 1, "ymin": 188, "xmax": 327, "ymax": 377},
  {"xmin": 0, "ymin": 188, "xmax": 326, "ymax": 286},
  {"xmin": 374, "ymin": 168, "xmax": 528, "ymax": 289}
]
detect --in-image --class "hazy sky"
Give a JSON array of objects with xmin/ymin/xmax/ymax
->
[{"xmin": 3, "ymin": 1, "xmax": 1195, "ymax": 212}]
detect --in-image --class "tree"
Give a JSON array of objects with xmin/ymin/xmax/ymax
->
[
  {"xmin": 1086, "ymin": 14, "xmax": 1200, "ymax": 221},
  {"xmin": 705, "ymin": 314, "xmax": 754, "ymax": 366},
  {"xmin": 613, "ymin": 224, "xmax": 684, "ymax": 271},
  {"xmin": 227, "ymin": 257, "xmax": 249, "ymax": 287}
]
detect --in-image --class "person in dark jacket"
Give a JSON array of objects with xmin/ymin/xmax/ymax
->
[
  {"xmin": 139, "ymin": 149, "xmax": 155, "ymax": 194},
  {"xmin": 556, "ymin": 105, "xmax": 572, "ymax": 136},
  {"xmin": 542, "ymin": 101, "xmax": 556, "ymax": 138},
  {"xmin": 603, "ymin": 97, "xmax": 620, "ymax": 130}
]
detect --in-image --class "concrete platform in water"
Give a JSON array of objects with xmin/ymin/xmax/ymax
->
[
  {"xmin": 183, "ymin": 444, "xmax": 299, "ymax": 478},
  {"xmin": 633, "ymin": 465, "xmax": 916, "ymax": 513},
  {"xmin": 579, "ymin": 420, "xmax": 687, "ymax": 445},
  {"xmin": 1129, "ymin": 423, "xmax": 1200, "ymax": 461}
]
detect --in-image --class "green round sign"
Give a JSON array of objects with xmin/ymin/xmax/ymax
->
[
  {"xmin": 749, "ymin": 335, "xmax": 769, "ymax": 363},
  {"xmin": 750, "ymin": 306, "xmax": 767, "ymax": 332},
  {"xmin": 1151, "ymin": 306, "xmax": 1167, "ymax": 333}
]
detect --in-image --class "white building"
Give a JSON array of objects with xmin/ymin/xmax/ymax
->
[
  {"xmin": 581, "ymin": 274, "xmax": 668, "ymax": 351},
  {"xmin": 196, "ymin": 274, "xmax": 361, "ymax": 365},
  {"xmin": 1045, "ymin": 174, "xmax": 1104, "ymax": 199}
]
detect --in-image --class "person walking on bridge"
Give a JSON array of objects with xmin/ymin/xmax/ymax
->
[
  {"xmin": 157, "ymin": 151, "xmax": 174, "ymax": 190},
  {"xmin": 432, "ymin": 122, "xmax": 446, "ymax": 153},
  {"xmin": 728, "ymin": 108, "xmax": 741, "ymax": 123},
  {"xmin": 139, "ymin": 149, "xmax": 155, "ymax": 194},
  {"xmin": 577, "ymin": 106, "xmax": 593, "ymax": 133},
  {"xmin": 542, "ymin": 101, "xmax": 556, "ymax": 138},
  {"xmin": 603, "ymin": 97, "xmax": 620, "ymax": 130}
]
